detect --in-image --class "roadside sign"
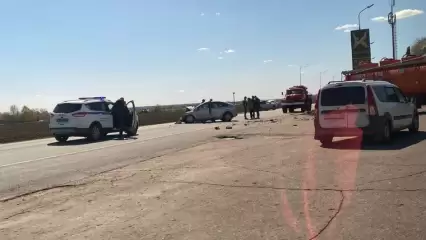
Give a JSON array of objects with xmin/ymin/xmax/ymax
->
[{"xmin": 351, "ymin": 29, "xmax": 372, "ymax": 70}]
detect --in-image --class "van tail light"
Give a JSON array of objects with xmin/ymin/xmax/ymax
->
[
  {"xmin": 366, "ymin": 86, "xmax": 378, "ymax": 116},
  {"xmin": 72, "ymin": 112, "xmax": 88, "ymax": 117}
]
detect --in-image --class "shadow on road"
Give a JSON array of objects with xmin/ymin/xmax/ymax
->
[
  {"xmin": 47, "ymin": 134, "xmax": 139, "ymax": 146},
  {"xmin": 322, "ymin": 131, "xmax": 426, "ymax": 150}
]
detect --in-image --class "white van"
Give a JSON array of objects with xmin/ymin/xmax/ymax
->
[{"xmin": 314, "ymin": 80, "xmax": 419, "ymax": 145}]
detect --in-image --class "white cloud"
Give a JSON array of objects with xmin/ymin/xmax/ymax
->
[
  {"xmin": 372, "ymin": 9, "xmax": 424, "ymax": 22},
  {"xmin": 287, "ymin": 64, "xmax": 295, "ymax": 67},
  {"xmin": 335, "ymin": 24, "xmax": 358, "ymax": 31},
  {"xmin": 218, "ymin": 57, "xmax": 223, "ymax": 60},
  {"xmin": 178, "ymin": 90, "xmax": 184, "ymax": 93},
  {"xmin": 224, "ymin": 49, "xmax": 235, "ymax": 53},
  {"xmin": 216, "ymin": 12, "xmax": 220, "ymax": 16},
  {"xmin": 344, "ymin": 29, "xmax": 352, "ymax": 33},
  {"xmin": 263, "ymin": 60, "xmax": 272, "ymax": 63},
  {"xmin": 200, "ymin": 12, "xmax": 205, "ymax": 16},
  {"xmin": 197, "ymin": 47, "xmax": 209, "ymax": 51}
]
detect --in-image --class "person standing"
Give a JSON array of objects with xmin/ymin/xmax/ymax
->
[
  {"xmin": 111, "ymin": 97, "xmax": 130, "ymax": 139},
  {"xmin": 242, "ymin": 96, "xmax": 248, "ymax": 120},
  {"xmin": 208, "ymin": 98, "xmax": 215, "ymax": 122},
  {"xmin": 254, "ymin": 96, "xmax": 261, "ymax": 119},
  {"xmin": 247, "ymin": 97, "xmax": 254, "ymax": 119}
]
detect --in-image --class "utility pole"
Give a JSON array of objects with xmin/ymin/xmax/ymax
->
[
  {"xmin": 232, "ymin": 92, "xmax": 235, "ymax": 105},
  {"xmin": 388, "ymin": 0, "xmax": 397, "ymax": 59},
  {"xmin": 299, "ymin": 64, "xmax": 308, "ymax": 85}
]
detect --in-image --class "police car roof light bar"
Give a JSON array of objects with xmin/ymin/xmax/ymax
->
[{"xmin": 78, "ymin": 97, "xmax": 106, "ymax": 100}]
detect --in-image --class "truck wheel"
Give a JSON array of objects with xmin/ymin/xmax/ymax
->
[
  {"xmin": 289, "ymin": 108, "xmax": 295, "ymax": 113},
  {"xmin": 55, "ymin": 135, "xmax": 69, "ymax": 143},
  {"xmin": 307, "ymin": 103, "xmax": 312, "ymax": 111},
  {"xmin": 282, "ymin": 107, "xmax": 288, "ymax": 113}
]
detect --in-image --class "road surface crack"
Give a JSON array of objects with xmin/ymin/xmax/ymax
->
[
  {"xmin": 308, "ymin": 191, "xmax": 344, "ymax": 240},
  {"xmin": 0, "ymin": 183, "xmax": 87, "ymax": 203},
  {"xmin": 159, "ymin": 180, "xmax": 426, "ymax": 193},
  {"xmin": 358, "ymin": 169, "xmax": 426, "ymax": 186}
]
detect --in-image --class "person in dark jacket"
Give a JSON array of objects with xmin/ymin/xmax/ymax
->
[
  {"xmin": 242, "ymin": 96, "xmax": 248, "ymax": 120},
  {"xmin": 111, "ymin": 97, "xmax": 130, "ymax": 139},
  {"xmin": 208, "ymin": 98, "xmax": 215, "ymax": 122},
  {"xmin": 247, "ymin": 97, "xmax": 254, "ymax": 119},
  {"xmin": 254, "ymin": 96, "xmax": 261, "ymax": 119}
]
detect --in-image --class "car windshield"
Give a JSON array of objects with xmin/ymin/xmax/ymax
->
[
  {"xmin": 286, "ymin": 89, "xmax": 303, "ymax": 94},
  {"xmin": 320, "ymin": 86, "xmax": 365, "ymax": 106},
  {"xmin": 53, "ymin": 103, "xmax": 82, "ymax": 113}
]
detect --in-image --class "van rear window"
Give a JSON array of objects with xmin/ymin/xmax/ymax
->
[
  {"xmin": 53, "ymin": 103, "xmax": 82, "ymax": 113},
  {"xmin": 320, "ymin": 86, "xmax": 365, "ymax": 106}
]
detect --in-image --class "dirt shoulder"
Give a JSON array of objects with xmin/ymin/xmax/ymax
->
[{"xmin": 0, "ymin": 114, "xmax": 328, "ymax": 240}]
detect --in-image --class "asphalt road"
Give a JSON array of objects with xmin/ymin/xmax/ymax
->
[{"xmin": 0, "ymin": 110, "xmax": 283, "ymax": 199}]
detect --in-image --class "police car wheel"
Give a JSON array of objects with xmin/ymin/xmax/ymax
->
[{"xmin": 87, "ymin": 123, "xmax": 103, "ymax": 141}]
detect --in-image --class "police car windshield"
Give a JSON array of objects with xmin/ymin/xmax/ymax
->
[
  {"xmin": 321, "ymin": 86, "xmax": 365, "ymax": 106},
  {"xmin": 53, "ymin": 103, "xmax": 82, "ymax": 113}
]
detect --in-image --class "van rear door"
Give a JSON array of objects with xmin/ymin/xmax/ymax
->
[{"xmin": 319, "ymin": 85, "xmax": 369, "ymax": 129}]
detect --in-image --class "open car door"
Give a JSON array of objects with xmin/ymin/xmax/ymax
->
[{"xmin": 126, "ymin": 100, "xmax": 139, "ymax": 136}]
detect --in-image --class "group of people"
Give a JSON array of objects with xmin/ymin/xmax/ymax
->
[{"xmin": 242, "ymin": 96, "xmax": 261, "ymax": 120}]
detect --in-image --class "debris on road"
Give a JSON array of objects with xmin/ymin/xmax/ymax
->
[
  {"xmin": 214, "ymin": 126, "xmax": 220, "ymax": 130},
  {"xmin": 226, "ymin": 126, "xmax": 233, "ymax": 129}
]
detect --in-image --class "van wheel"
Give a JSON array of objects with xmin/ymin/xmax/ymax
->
[
  {"xmin": 282, "ymin": 107, "xmax": 288, "ymax": 113},
  {"xmin": 289, "ymin": 108, "xmax": 295, "ymax": 113},
  {"xmin": 377, "ymin": 120, "xmax": 392, "ymax": 143},
  {"xmin": 319, "ymin": 136, "xmax": 333, "ymax": 146},
  {"xmin": 87, "ymin": 123, "xmax": 103, "ymax": 141},
  {"xmin": 55, "ymin": 135, "xmax": 69, "ymax": 143},
  {"xmin": 409, "ymin": 113, "xmax": 419, "ymax": 133}
]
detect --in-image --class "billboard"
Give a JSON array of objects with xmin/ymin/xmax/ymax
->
[{"xmin": 351, "ymin": 29, "xmax": 372, "ymax": 70}]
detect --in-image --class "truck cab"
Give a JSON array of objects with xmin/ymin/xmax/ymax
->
[{"xmin": 281, "ymin": 85, "xmax": 312, "ymax": 113}]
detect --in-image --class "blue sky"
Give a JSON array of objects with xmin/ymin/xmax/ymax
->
[{"xmin": 0, "ymin": 0, "xmax": 424, "ymax": 111}]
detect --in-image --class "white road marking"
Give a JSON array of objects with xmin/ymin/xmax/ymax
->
[{"xmin": 0, "ymin": 127, "xmax": 209, "ymax": 169}]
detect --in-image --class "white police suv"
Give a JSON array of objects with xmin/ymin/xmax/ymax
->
[
  {"xmin": 314, "ymin": 80, "xmax": 419, "ymax": 145},
  {"xmin": 49, "ymin": 97, "xmax": 139, "ymax": 142}
]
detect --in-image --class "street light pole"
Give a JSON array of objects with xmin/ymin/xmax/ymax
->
[
  {"xmin": 358, "ymin": 4, "xmax": 374, "ymax": 30},
  {"xmin": 232, "ymin": 92, "xmax": 235, "ymax": 105},
  {"xmin": 299, "ymin": 64, "xmax": 308, "ymax": 85}
]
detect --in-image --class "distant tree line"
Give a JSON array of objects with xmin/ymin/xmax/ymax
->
[
  {"xmin": 0, "ymin": 105, "xmax": 50, "ymax": 123},
  {"xmin": 411, "ymin": 37, "xmax": 426, "ymax": 56}
]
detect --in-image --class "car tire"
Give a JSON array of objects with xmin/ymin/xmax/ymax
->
[
  {"xmin": 87, "ymin": 123, "xmax": 103, "ymax": 141},
  {"xmin": 185, "ymin": 115, "xmax": 195, "ymax": 124},
  {"xmin": 289, "ymin": 108, "xmax": 295, "ymax": 113},
  {"xmin": 55, "ymin": 135, "xmax": 69, "ymax": 143},
  {"xmin": 377, "ymin": 120, "xmax": 392, "ymax": 143},
  {"xmin": 409, "ymin": 113, "xmax": 419, "ymax": 133},
  {"xmin": 307, "ymin": 102, "xmax": 312, "ymax": 111},
  {"xmin": 319, "ymin": 136, "xmax": 333, "ymax": 146},
  {"xmin": 282, "ymin": 107, "xmax": 288, "ymax": 113},
  {"xmin": 222, "ymin": 112, "xmax": 233, "ymax": 122},
  {"xmin": 127, "ymin": 122, "xmax": 139, "ymax": 136}
]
